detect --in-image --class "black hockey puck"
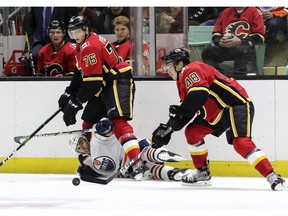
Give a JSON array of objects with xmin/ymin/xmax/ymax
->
[{"xmin": 72, "ymin": 177, "xmax": 80, "ymax": 186}]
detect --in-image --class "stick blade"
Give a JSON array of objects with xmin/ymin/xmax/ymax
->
[{"xmin": 79, "ymin": 171, "xmax": 119, "ymax": 185}]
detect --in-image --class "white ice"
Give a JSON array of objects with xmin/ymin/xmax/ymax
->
[{"xmin": 0, "ymin": 174, "xmax": 287, "ymax": 215}]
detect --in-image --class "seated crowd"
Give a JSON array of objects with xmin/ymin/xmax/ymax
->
[{"xmin": 3, "ymin": 7, "xmax": 288, "ymax": 77}]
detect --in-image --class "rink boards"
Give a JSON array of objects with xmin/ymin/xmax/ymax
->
[{"xmin": 0, "ymin": 79, "xmax": 288, "ymax": 177}]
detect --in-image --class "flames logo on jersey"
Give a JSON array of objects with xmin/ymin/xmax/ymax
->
[
  {"xmin": 225, "ymin": 21, "xmax": 250, "ymax": 39},
  {"xmin": 45, "ymin": 63, "xmax": 63, "ymax": 76},
  {"xmin": 93, "ymin": 156, "xmax": 116, "ymax": 172}
]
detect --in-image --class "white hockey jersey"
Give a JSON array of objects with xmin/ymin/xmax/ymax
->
[
  {"xmin": 83, "ymin": 133, "xmax": 125, "ymax": 177},
  {"xmin": 80, "ymin": 132, "xmax": 187, "ymax": 180}
]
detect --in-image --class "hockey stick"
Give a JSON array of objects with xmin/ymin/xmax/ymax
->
[
  {"xmin": 80, "ymin": 146, "xmax": 150, "ymax": 185},
  {"xmin": 25, "ymin": 32, "xmax": 36, "ymax": 76},
  {"xmin": 14, "ymin": 128, "xmax": 96, "ymax": 144},
  {"xmin": 0, "ymin": 108, "xmax": 62, "ymax": 167}
]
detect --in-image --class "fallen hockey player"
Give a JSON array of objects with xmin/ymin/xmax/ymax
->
[{"xmin": 68, "ymin": 118, "xmax": 192, "ymax": 183}]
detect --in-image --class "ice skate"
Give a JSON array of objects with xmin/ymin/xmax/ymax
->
[
  {"xmin": 181, "ymin": 165, "xmax": 212, "ymax": 186},
  {"xmin": 267, "ymin": 172, "xmax": 288, "ymax": 191},
  {"xmin": 167, "ymin": 168, "xmax": 190, "ymax": 181},
  {"xmin": 131, "ymin": 160, "xmax": 148, "ymax": 181},
  {"xmin": 157, "ymin": 149, "xmax": 185, "ymax": 162}
]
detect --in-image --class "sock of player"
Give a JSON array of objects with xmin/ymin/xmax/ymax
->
[
  {"xmin": 233, "ymin": 137, "xmax": 273, "ymax": 177},
  {"xmin": 112, "ymin": 118, "xmax": 141, "ymax": 162},
  {"xmin": 187, "ymin": 141, "xmax": 208, "ymax": 169},
  {"xmin": 147, "ymin": 164, "xmax": 186, "ymax": 181},
  {"xmin": 246, "ymin": 149, "xmax": 274, "ymax": 177}
]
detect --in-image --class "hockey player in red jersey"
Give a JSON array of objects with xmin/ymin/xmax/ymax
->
[
  {"xmin": 58, "ymin": 15, "xmax": 144, "ymax": 179},
  {"xmin": 37, "ymin": 20, "xmax": 77, "ymax": 76},
  {"xmin": 151, "ymin": 48, "xmax": 287, "ymax": 191}
]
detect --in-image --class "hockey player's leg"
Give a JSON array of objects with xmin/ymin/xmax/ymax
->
[
  {"xmin": 167, "ymin": 168, "xmax": 190, "ymax": 181},
  {"xmin": 266, "ymin": 172, "xmax": 288, "ymax": 191},
  {"xmin": 181, "ymin": 139, "xmax": 212, "ymax": 186},
  {"xmin": 180, "ymin": 123, "xmax": 214, "ymax": 186},
  {"xmin": 143, "ymin": 147, "xmax": 186, "ymax": 163},
  {"xmin": 181, "ymin": 163, "xmax": 212, "ymax": 186},
  {"xmin": 233, "ymin": 137, "xmax": 288, "ymax": 191},
  {"xmin": 112, "ymin": 117, "xmax": 146, "ymax": 180},
  {"xmin": 146, "ymin": 163, "xmax": 191, "ymax": 181}
]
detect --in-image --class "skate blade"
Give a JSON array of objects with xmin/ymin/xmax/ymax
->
[
  {"xmin": 274, "ymin": 183, "xmax": 288, "ymax": 191},
  {"xmin": 181, "ymin": 180, "xmax": 212, "ymax": 186}
]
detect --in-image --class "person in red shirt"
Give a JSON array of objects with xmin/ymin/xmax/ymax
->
[
  {"xmin": 151, "ymin": 48, "xmax": 287, "ymax": 191},
  {"xmin": 111, "ymin": 16, "xmax": 130, "ymax": 62},
  {"xmin": 37, "ymin": 20, "xmax": 77, "ymax": 76},
  {"xmin": 111, "ymin": 15, "xmax": 150, "ymax": 75},
  {"xmin": 202, "ymin": 7, "xmax": 265, "ymax": 75},
  {"xmin": 57, "ymin": 15, "xmax": 144, "ymax": 179}
]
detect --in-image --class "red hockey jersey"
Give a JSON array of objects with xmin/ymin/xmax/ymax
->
[
  {"xmin": 177, "ymin": 61, "xmax": 250, "ymax": 125},
  {"xmin": 37, "ymin": 42, "xmax": 77, "ymax": 76},
  {"xmin": 75, "ymin": 32, "xmax": 120, "ymax": 78}
]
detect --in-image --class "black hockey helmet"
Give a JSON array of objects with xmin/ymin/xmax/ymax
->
[
  {"xmin": 164, "ymin": 48, "xmax": 190, "ymax": 66},
  {"xmin": 47, "ymin": 20, "xmax": 66, "ymax": 33},
  {"xmin": 95, "ymin": 118, "xmax": 114, "ymax": 137},
  {"xmin": 68, "ymin": 15, "xmax": 90, "ymax": 31}
]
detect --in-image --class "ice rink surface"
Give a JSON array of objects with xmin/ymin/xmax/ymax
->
[{"xmin": 0, "ymin": 173, "xmax": 287, "ymax": 215}]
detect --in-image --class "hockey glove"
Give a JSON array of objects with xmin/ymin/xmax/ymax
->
[
  {"xmin": 152, "ymin": 123, "xmax": 173, "ymax": 148},
  {"xmin": 58, "ymin": 87, "xmax": 75, "ymax": 111},
  {"xmin": 168, "ymin": 105, "xmax": 190, "ymax": 131},
  {"xmin": 77, "ymin": 165, "xmax": 102, "ymax": 178},
  {"xmin": 63, "ymin": 96, "xmax": 83, "ymax": 126}
]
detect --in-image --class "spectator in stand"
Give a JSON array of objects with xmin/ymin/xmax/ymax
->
[
  {"xmin": 90, "ymin": 7, "xmax": 106, "ymax": 16},
  {"xmin": 188, "ymin": 7, "xmax": 225, "ymax": 26},
  {"xmin": 201, "ymin": 7, "xmax": 265, "ymax": 75},
  {"xmin": 96, "ymin": 7, "xmax": 130, "ymax": 34},
  {"xmin": 27, "ymin": 7, "xmax": 78, "ymax": 74},
  {"xmin": 37, "ymin": 20, "xmax": 77, "ymax": 76},
  {"xmin": 156, "ymin": 7, "xmax": 183, "ymax": 33},
  {"xmin": 111, "ymin": 16, "xmax": 150, "ymax": 75},
  {"xmin": 168, "ymin": 7, "xmax": 184, "ymax": 33},
  {"xmin": 259, "ymin": 7, "xmax": 288, "ymax": 43},
  {"xmin": 77, "ymin": 7, "xmax": 99, "ymax": 33},
  {"xmin": 142, "ymin": 7, "xmax": 150, "ymax": 33},
  {"xmin": 111, "ymin": 16, "xmax": 131, "ymax": 62}
]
